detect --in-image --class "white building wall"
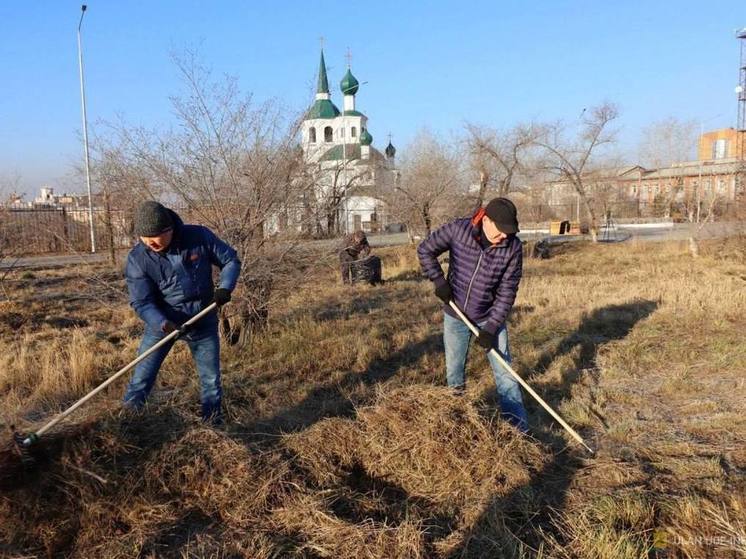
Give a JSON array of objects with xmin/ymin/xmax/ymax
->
[{"xmin": 342, "ymin": 195, "xmax": 387, "ymax": 233}]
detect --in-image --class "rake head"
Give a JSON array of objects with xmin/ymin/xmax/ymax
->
[
  {"xmin": 11, "ymin": 427, "xmax": 37, "ymax": 468},
  {"xmin": 0, "ymin": 428, "xmax": 36, "ymax": 489}
]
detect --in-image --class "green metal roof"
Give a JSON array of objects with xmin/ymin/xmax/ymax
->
[
  {"xmin": 360, "ymin": 128, "xmax": 373, "ymax": 146},
  {"xmin": 317, "ymin": 50, "xmax": 329, "ymax": 94},
  {"xmin": 340, "ymin": 68, "xmax": 359, "ymax": 95},
  {"xmin": 320, "ymin": 144, "xmax": 362, "ymax": 161},
  {"xmin": 306, "ymin": 99, "xmax": 341, "ymax": 119},
  {"xmin": 343, "ymin": 110, "xmax": 365, "ymax": 117}
]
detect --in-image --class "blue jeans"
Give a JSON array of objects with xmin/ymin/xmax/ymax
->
[
  {"xmin": 123, "ymin": 326, "xmax": 222, "ymax": 422},
  {"xmin": 443, "ymin": 313, "xmax": 528, "ymax": 432}
]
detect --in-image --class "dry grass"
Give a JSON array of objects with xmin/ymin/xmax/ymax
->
[{"xmin": 0, "ymin": 237, "xmax": 744, "ymax": 558}]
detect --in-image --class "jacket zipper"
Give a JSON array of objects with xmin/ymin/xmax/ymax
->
[{"xmin": 464, "ymin": 251, "xmax": 484, "ymax": 311}]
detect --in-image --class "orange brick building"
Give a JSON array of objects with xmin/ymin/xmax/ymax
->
[
  {"xmin": 697, "ymin": 128, "xmax": 746, "ymax": 160},
  {"xmin": 543, "ymin": 128, "xmax": 744, "ymax": 218}
]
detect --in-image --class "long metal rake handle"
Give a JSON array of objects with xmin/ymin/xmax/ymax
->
[
  {"xmin": 25, "ymin": 302, "xmax": 219, "ymax": 444},
  {"xmin": 448, "ymin": 301, "xmax": 595, "ymax": 454}
]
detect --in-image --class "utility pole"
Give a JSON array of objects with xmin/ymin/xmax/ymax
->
[{"xmin": 78, "ymin": 4, "xmax": 96, "ymax": 253}]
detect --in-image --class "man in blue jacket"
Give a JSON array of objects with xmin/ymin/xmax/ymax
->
[
  {"xmin": 123, "ymin": 201, "xmax": 241, "ymax": 424},
  {"xmin": 417, "ymin": 198, "xmax": 527, "ymax": 432}
]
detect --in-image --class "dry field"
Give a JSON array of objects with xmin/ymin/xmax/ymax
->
[{"xmin": 0, "ymin": 236, "xmax": 745, "ymax": 558}]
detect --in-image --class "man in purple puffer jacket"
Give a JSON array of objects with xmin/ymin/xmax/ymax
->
[{"xmin": 417, "ymin": 197, "xmax": 527, "ymax": 432}]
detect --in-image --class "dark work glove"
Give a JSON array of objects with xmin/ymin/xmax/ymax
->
[
  {"xmin": 434, "ymin": 282, "xmax": 453, "ymax": 304},
  {"xmin": 213, "ymin": 288, "xmax": 232, "ymax": 307},
  {"xmin": 476, "ymin": 328, "xmax": 495, "ymax": 350},
  {"xmin": 162, "ymin": 320, "xmax": 191, "ymax": 338}
]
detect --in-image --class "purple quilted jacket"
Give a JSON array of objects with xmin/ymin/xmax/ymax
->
[{"xmin": 417, "ymin": 215, "xmax": 523, "ymax": 333}]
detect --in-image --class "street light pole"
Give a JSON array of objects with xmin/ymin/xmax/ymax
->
[{"xmin": 78, "ymin": 4, "xmax": 96, "ymax": 253}]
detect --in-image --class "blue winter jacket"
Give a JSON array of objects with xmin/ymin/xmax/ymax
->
[
  {"xmin": 417, "ymin": 212, "xmax": 523, "ymax": 334},
  {"xmin": 125, "ymin": 210, "xmax": 241, "ymax": 334}
]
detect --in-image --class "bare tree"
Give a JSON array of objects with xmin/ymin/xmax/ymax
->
[
  {"xmin": 534, "ymin": 103, "xmax": 620, "ymax": 241},
  {"xmin": 381, "ymin": 129, "xmax": 466, "ymax": 241},
  {"xmin": 0, "ymin": 173, "xmax": 24, "ymax": 294},
  {"xmin": 0, "ymin": 172, "xmax": 23, "ymax": 202},
  {"xmin": 465, "ymin": 123, "xmax": 537, "ymax": 207},
  {"xmin": 89, "ymin": 144, "xmax": 159, "ymax": 265},
  {"xmin": 102, "ymin": 52, "xmax": 315, "ymax": 345},
  {"xmin": 311, "ymin": 159, "xmax": 368, "ymax": 236},
  {"xmin": 681, "ymin": 171, "xmax": 728, "ymax": 257},
  {"xmin": 638, "ymin": 117, "xmax": 698, "ymax": 217},
  {"xmin": 638, "ymin": 116, "xmax": 697, "ymax": 168}
]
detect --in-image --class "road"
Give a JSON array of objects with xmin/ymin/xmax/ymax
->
[
  {"xmin": 1, "ymin": 224, "xmax": 742, "ymax": 270},
  {"xmin": 621, "ymin": 221, "xmax": 743, "ymax": 241}
]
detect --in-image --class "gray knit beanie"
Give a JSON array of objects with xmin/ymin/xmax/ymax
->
[{"xmin": 134, "ymin": 201, "xmax": 174, "ymax": 236}]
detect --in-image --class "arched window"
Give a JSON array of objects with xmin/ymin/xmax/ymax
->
[
  {"xmin": 351, "ymin": 126, "xmax": 357, "ymax": 138},
  {"xmin": 309, "ymin": 127, "xmax": 316, "ymax": 143},
  {"xmin": 324, "ymin": 126, "xmax": 333, "ymax": 142}
]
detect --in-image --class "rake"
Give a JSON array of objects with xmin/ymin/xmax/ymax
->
[
  {"xmin": 449, "ymin": 300, "xmax": 595, "ymax": 454},
  {"xmin": 6, "ymin": 303, "xmax": 219, "ymax": 468}
]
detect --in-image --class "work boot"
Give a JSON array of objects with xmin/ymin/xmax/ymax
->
[{"xmin": 201, "ymin": 402, "xmax": 224, "ymax": 427}]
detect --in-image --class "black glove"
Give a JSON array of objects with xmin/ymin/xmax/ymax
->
[
  {"xmin": 213, "ymin": 288, "xmax": 232, "ymax": 307},
  {"xmin": 162, "ymin": 320, "xmax": 191, "ymax": 338},
  {"xmin": 476, "ymin": 328, "xmax": 495, "ymax": 350},
  {"xmin": 434, "ymin": 282, "xmax": 453, "ymax": 304}
]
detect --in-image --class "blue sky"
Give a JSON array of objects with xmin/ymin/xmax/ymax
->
[{"xmin": 1, "ymin": 0, "xmax": 744, "ymax": 196}]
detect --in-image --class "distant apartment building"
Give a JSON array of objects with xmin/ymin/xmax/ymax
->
[
  {"xmin": 32, "ymin": 187, "xmax": 92, "ymax": 209},
  {"xmin": 627, "ymin": 128, "xmax": 743, "ymax": 212},
  {"xmin": 697, "ymin": 128, "xmax": 746, "ymax": 160},
  {"xmin": 544, "ymin": 128, "xmax": 744, "ymax": 218}
]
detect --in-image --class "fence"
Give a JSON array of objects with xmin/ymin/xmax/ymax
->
[
  {"xmin": 2, "ymin": 199, "xmax": 741, "ymax": 257},
  {"xmin": 0, "ymin": 205, "xmax": 397, "ymax": 256},
  {"xmin": 516, "ymin": 200, "xmax": 740, "ymax": 224},
  {"xmin": 0, "ymin": 207, "xmax": 133, "ymax": 255}
]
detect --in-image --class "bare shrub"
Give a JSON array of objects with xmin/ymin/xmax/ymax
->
[
  {"xmin": 465, "ymin": 123, "xmax": 538, "ymax": 207},
  {"xmin": 534, "ymin": 103, "xmax": 620, "ymax": 241},
  {"xmin": 101, "ymin": 52, "xmax": 318, "ymax": 345},
  {"xmin": 379, "ymin": 129, "xmax": 468, "ymax": 241}
]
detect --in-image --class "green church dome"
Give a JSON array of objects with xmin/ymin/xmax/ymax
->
[
  {"xmin": 340, "ymin": 68, "xmax": 359, "ymax": 96},
  {"xmin": 360, "ymin": 128, "xmax": 373, "ymax": 146}
]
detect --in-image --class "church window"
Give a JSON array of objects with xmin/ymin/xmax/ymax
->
[
  {"xmin": 309, "ymin": 127, "xmax": 316, "ymax": 143},
  {"xmin": 351, "ymin": 127, "xmax": 357, "ymax": 138},
  {"xmin": 324, "ymin": 126, "xmax": 333, "ymax": 142}
]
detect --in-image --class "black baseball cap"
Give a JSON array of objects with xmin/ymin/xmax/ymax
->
[{"xmin": 483, "ymin": 197, "xmax": 519, "ymax": 234}]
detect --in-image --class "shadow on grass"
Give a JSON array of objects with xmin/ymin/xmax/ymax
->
[
  {"xmin": 242, "ymin": 333, "xmax": 443, "ymax": 444},
  {"xmin": 387, "ymin": 269, "xmax": 425, "ymax": 283},
  {"xmin": 283, "ymin": 287, "xmax": 416, "ymax": 324},
  {"xmin": 451, "ymin": 298, "xmax": 659, "ymax": 557}
]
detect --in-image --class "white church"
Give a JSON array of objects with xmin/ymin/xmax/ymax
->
[{"xmin": 302, "ymin": 49, "xmax": 398, "ymax": 234}]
